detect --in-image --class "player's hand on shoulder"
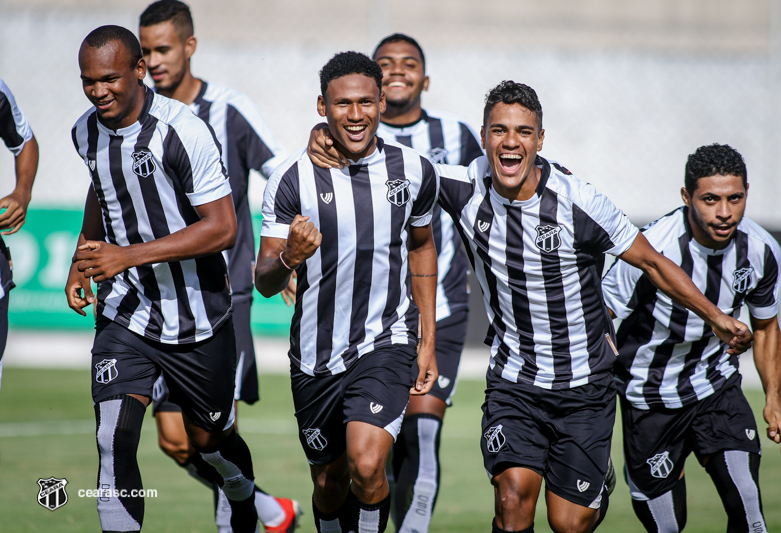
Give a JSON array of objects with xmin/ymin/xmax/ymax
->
[
  {"xmin": 65, "ymin": 261, "xmax": 94, "ymax": 316},
  {"xmin": 74, "ymin": 241, "xmax": 131, "ymax": 283},
  {"xmin": 711, "ymin": 315, "xmax": 753, "ymax": 355},
  {"xmin": 284, "ymin": 215, "xmax": 321, "ymax": 268},
  {"xmin": 307, "ymin": 123, "xmax": 348, "ymax": 169}
]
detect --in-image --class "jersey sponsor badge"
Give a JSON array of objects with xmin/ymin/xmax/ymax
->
[
  {"xmin": 386, "ymin": 179, "xmax": 411, "ymax": 207},
  {"xmin": 427, "ymin": 147, "xmax": 449, "ymax": 164},
  {"xmin": 320, "ymin": 192, "xmax": 333, "ymax": 204},
  {"xmin": 131, "ymin": 150, "xmax": 156, "ymax": 178},
  {"xmin": 576, "ymin": 479, "xmax": 590, "ymax": 493},
  {"xmin": 484, "ymin": 424, "xmax": 506, "ymax": 453},
  {"xmin": 732, "ymin": 267, "xmax": 754, "ymax": 294},
  {"xmin": 647, "ymin": 451, "xmax": 673, "ymax": 479},
  {"xmin": 303, "ymin": 428, "xmax": 327, "ymax": 451},
  {"xmin": 746, "ymin": 429, "xmax": 756, "ymax": 440},
  {"xmin": 37, "ymin": 477, "xmax": 68, "ymax": 511},
  {"xmin": 535, "ymin": 224, "xmax": 562, "ymax": 253},
  {"xmin": 95, "ymin": 359, "xmax": 118, "ymax": 384}
]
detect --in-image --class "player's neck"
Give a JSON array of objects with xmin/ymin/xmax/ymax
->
[
  {"xmin": 493, "ymin": 166, "xmax": 541, "ymax": 203},
  {"xmin": 161, "ymin": 73, "xmax": 202, "ymax": 106},
  {"xmin": 382, "ymin": 103, "xmax": 423, "ymax": 126}
]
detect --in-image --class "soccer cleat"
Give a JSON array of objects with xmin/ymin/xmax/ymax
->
[
  {"xmin": 265, "ymin": 498, "xmax": 303, "ymax": 533},
  {"xmin": 605, "ymin": 457, "xmax": 616, "ymax": 496}
]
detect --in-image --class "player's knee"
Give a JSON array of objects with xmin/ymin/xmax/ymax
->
[
  {"xmin": 547, "ymin": 506, "xmax": 596, "ymax": 533},
  {"xmin": 348, "ymin": 452, "xmax": 386, "ymax": 493}
]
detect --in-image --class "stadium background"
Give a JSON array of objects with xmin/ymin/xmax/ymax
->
[{"xmin": 1, "ymin": 0, "xmax": 780, "ymax": 531}]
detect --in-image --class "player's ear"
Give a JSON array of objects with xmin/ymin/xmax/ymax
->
[
  {"xmin": 422, "ymin": 75, "xmax": 430, "ymax": 92},
  {"xmin": 379, "ymin": 90, "xmax": 386, "ymax": 114},
  {"xmin": 480, "ymin": 126, "xmax": 485, "ymax": 150},
  {"xmin": 184, "ymin": 36, "xmax": 197, "ymax": 60},
  {"xmin": 537, "ymin": 129, "xmax": 545, "ymax": 151},
  {"xmin": 136, "ymin": 57, "xmax": 147, "ymax": 81},
  {"xmin": 317, "ymin": 95, "xmax": 326, "ymax": 118},
  {"xmin": 680, "ymin": 186, "xmax": 691, "ymax": 206}
]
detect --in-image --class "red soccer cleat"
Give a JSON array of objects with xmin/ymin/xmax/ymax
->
[{"xmin": 264, "ymin": 498, "xmax": 303, "ymax": 533}]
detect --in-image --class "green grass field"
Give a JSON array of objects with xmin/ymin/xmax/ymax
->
[{"xmin": 1, "ymin": 366, "xmax": 779, "ymax": 532}]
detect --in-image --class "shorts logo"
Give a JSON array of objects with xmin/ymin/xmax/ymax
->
[
  {"xmin": 427, "ymin": 147, "xmax": 449, "ymax": 164},
  {"xmin": 746, "ymin": 429, "xmax": 756, "ymax": 440},
  {"xmin": 95, "ymin": 359, "xmax": 118, "ymax": 384},
  {"xmin": 131, "ymin": 150, "xmax": 156, "ymax": 178},
  {"xmin": 576, "ymin": 480, "xmax": 590, "ymax": 493},
  {"xmin": 535, "ymin": 225, "xmax": 562, "ymax": 253},
  {"xmin": 370, "ymin": 402, "xmax": 383, "ymax": 414},
  {"xmin": 320, "ymin": 192, "xmax": 333, "ymax": 204},
  {"xmin": 88, "ymin": 159, "xmax": 96, "ymax": 172},
  {"xmin": 437, "ymin": 375, "xmax": 451, "ymax": 389},
  {"xmin": 732, "ymin": 268, "xmax": 754, "ymax": 293},
  {"xmin": 37, "ymin": 477, "xmax": 68, "ymax": 511},
  {"xmin": 386, "ymin": 179, "xmax": 411, "ymax": 207},
  {"xmin": 303, "ymin": 428, "xmax": 327, "ymax": 451},
  {"xmin": 647, "ymin": 451, "xmax": 674, "ymax": 479},
  {"xmin": 152, "ymin": 376, "xmax": 166, "ymax": 403},
  {"xmin": 477, "ymin": 220, "xmax": 491, "ymax": 233},
  {"xmin": 209, "ymin": 412, "xmax": 221, "ymax": 422},
  {"xmin": 484, "ymin": 425, "xmax": 506, "ymax": 453}
]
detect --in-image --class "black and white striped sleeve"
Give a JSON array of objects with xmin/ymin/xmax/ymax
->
[
  {"xmin": 746, "ymin": 238, "xmax": 781, "ymax": 320},
  {"xmin": 435, "ymin": 162, "xmax": 476, "ymax": 218},
  {"xmin": 0, "ymin": 79, "xmax": 33, "ymax": 156},
  {"xmin": 409, "ymin": 156, "xmax": 439, "ymax": 227},
  {"xmin": 573, "ymin": 183, "xmax": 639, "ymax": 256},
  {"xmin": 261, "ymin": 157, "xmax": 301, "ymax": 239}
]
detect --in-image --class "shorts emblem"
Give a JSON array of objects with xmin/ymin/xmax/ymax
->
[
  {"xmin": 386, "ymin": 179, "xmax": 411, "ymax": 207},
  {"xmin": 437, "ymin": 375, "xmax": 451, "ymax": 389},
  {"xmin": 732, "ymin": 268, "xmax": 754, "ymax": 293},
  {"xmin": 535, "ymin": 224, "xmax": 562, "ymax": 253},
  {"xmin": 746, "ymin": 429, "xmax": 756, "ymax": 440},
  {"xmin": 304, "ymin": 428, "xmax": 327, "ymax": 451},
  {"xmin": 95, "ymin": 359, "xmax": 118, "ymax": 384},
  {"xmin": 576, "ymin": 480, "xmax": 590, "ymax": 493},
  {"xmin": 131, "ymin": 150, "xmax": 156, "ymax": 178},
  {"xmin": 209, "ymin": 412, "xmax": 221, "ymax": 422},
  {"xmin": 370, "ymin": 402, "xmax": 383, "ymax": 414},
  {"xmin": 484, "ymin": 425, "xmax": 506, "ymax": 453},
  {"xmin": 647, "ymin": 451, "xmax": 674, "ymax": 479}
]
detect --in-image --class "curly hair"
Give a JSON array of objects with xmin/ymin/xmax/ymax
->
[
  {"xmin": 684, "ymin": 144, "xmax": 747, "ymax": 195},
  {"xmin": 372, "ymin": 33, "xmax": 425, "ymax": 71},
  {"xmin": 139, "ymin": 0, "xmax": 194, "ymax": 40},
  {"xmin": 483, "ymin": 81, "xmax": 542, "ymax": 129},
  {"xmin": 82, "ymin": 25, "xmax": 143, "ymax": 68},
  {"xmin": 319, "ymin": 51, "xmax": 383, "ymax": 97}
]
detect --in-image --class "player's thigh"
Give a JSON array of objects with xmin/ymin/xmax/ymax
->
[
  {"xmin": 428, "ymin": 309, "xmax": 468, "ymax": 406},
  {"xmin": 346, "ymin": 420, "xmax": 395, "ymax": 480},
  {"xmin": 620, "ymin": 395, "xmax": 692, "ymax": 500}
]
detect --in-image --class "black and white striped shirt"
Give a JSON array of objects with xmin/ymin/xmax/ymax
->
[
  {"xmin": 190, "ymin": 82, "xmax": 287, "ymax": 304},
  {"xmin": 438, "ymin": 155, "xmax": 638, "ymax": 390},
  {"xmin": 603, "ymin": 207, "xmax": 781, "ymax": 409},
  {"xmin": 0, "ymin": 78, "xmax": 33, "ymax": 300},
  {"xmin": 71, "ymin": 89, "xmax": 233, "ymax": 344},
  {"xmin": 261, "ymin": 138, "xmax": 439, "ymax": 376},
  {"xmin": 378, "ymin": 109, "xmax": 482, "ymax": 321}
]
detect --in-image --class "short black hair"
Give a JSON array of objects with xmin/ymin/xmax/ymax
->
[
  {"xmin": 139, "ymin": 0, "xmax": 194, "ymax": 39},
  {"xmin": 483, "ymin": 80, "xmax": 543, "ymax": 129},
  {"xmin": 685, "ymin": 144, "xmax": 748, "ymax": 195},
  {"xmin": 319, "ymin": 51, "xmax": 383, "ymax": 97},
  {"xmin": 83, "ymin": 25, "xmax": 143, "ymax": 68},
  {"xmin": 372, "ymin": 33, "xmax": 425, "ymax": 70}
]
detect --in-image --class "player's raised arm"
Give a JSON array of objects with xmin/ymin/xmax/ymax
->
[
  {"xmin": 619, "ymin": 231, "xmax": 753, "ymax": 353},
  {"xmin": 255, "ymin": 215, "xmax": 321, "ymax": 298}
]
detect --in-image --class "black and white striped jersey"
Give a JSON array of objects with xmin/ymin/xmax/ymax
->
[
  {"xmin": 261, "ymin": 138, "xmax": 439, "ymax": 376},
  {"xmin": 603, "ymin": 207, "xmax": 781, "ymax": 409},
  {"xmin": 437, "ymin": 155, "xmax": 639, "ymax": 390},
  {"xmin": 377, "ymin": 109, "xmax": 482, "ymax": 321},
  {"xmin": 71, "ymin": 89, "xmax": 233, "ymax": 344},
  {"xmin": 189, "ymin": 81, "xmax": 287, "ymax": 304},
  {"xmin": 0, "ymin": 78, "xmax": 33, "ymax": 300}
]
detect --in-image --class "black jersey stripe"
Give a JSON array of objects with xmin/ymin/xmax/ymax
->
[
  {"xmin": 313, "ymin": 165, "xmax": 337, "ymax": 371},
  {"xmin": 380, "ymin": 144, "xmax": 407, "ymax": 334},
  {"xmin": 347, "ymin": 164, "xmax": 375, "ymax": 353}
]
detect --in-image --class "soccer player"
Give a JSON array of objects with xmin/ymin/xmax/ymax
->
[
  {"xmin": 255, "ymin": 51, "xmax": 439, "ymax": 533},
  {"xmin": 601, "ymin": 144, "xmax": 781, "ymax": 533},
  {"xmin": 67, "ymin": 25, "xmax": 260, "ymax": 533},
  {"xmin": 137, "ymin": 3, "xmax": 299, "ymax": 531},
  {"xmin": 0, "ymin": 78, "xmax": 38, "ymax": 389}
]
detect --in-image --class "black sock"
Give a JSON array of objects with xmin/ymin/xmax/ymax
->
[
  {"xmin": 342, "ymin": 489, "xmax": 391, "ymax": 533},
  {"xmin": 313, "ymin": 497, "xmax": 343, "ymax": 533}
]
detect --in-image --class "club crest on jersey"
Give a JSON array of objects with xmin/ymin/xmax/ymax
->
[
  {"xmin": 746, "ymin": 429, "xmax": 756, "ymax": 440},
  {"xmin": 37, "ymin": 477, "xmax": 68, "ymax": 511},
  {"xmin": 303, "ymin": 428, "xmax": 327, "ymax": 451},
  {"xmin": 427, "ymin": 147, "xmax": 449, "ymax": 164},
  {"xmin": 95, "ymin": 359, "xmax": 118, "ymax": 384},
  {"xmin": 437, "ymin": 375, "xmax": 451, "ymax": 389},
  {"xmin": 647, "ymin": 451, "xmax": 673, "ymax": 479},
  {"xmin": 484, "ymin": 425, "xmax": 506, "ymax": 453},
  {"xmin": 576, "ymin": 480, "xmax": 590, "ymax": 493},
  {"xmin": 732, "ymin": 267, "xmax": 754, "ymax": 294},
  {"xmin": 535, "ymin": 224, "xmax": 562, "ymax": 253},
  {"xmin": 131, "ymin": 150, "xmax": 156, "ymax": 178},
  {"xmin": 370, "ymin": 402, "xmax": 384, "ymax": 414},
  {"xmin": 386, "ymin": 179, "xmax": 411, "ymax": 207},
  {"xmin": 320, "ymin": 192, "xmax": 333, "ymax": 204}
]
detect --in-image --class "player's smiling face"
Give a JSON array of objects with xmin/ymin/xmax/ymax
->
[
  {"xmin": 374, "ymin": 41, "xmax": 428, "ymax": 112},
  {"xmin": 139, "ymin": 21, "xmax": 193, "ymax": 95},
  {"xmin": 481, "ymin": 102, "xmax": 545, "ymax": 201},
  {"xmin": 79, "ymin": 41, "xmax": 147, "ymax": 130},
  {"xmin": 682, "ymin": 174, "xmax": 747, "ymax": 250},
  {"xmin": 318, "ymin": 73, "xmax": 386, "ymax": 161}
]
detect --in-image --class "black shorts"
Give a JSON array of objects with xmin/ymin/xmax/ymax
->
[
  {"xmin": 621, "ymin": 375, "xmax": 760, "ymax": 500},
  {"xmin": 430, "ymin": 308, "xmax": 468, "ymax": 406},
  {"xmin": 151, "ymin": 299, "xmax": 259, "ymax": 414},
  {"xmin": 291, "ymin": 344, "xmax": 417, "ymax": 465},
  {"xmin": 481, "ymin": 370, "xmax": 616, "ymax": 509},
  {"xmin": 92, "ymin": 317, "xmax": 237, "ymax": 432}
]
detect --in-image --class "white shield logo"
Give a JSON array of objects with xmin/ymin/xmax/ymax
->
[
  {"xmin": 647, "ymin": 451, "xmax": 674, "ymax": 479},
  {"xmin": 746, "ymin": 429, "xmax": 756, "ymax": 440},
  {"xmin": 484, "ymin": 425, "xmax": 506, "ymax": 453},
  {"xmin": 209, "ymin": 412, "xmax": 221, "ymax": 422},
  {"xmin": 437, "ymin": 375, "xmax": 451, "ymax": 389},
  {"xmin": 37, "ymin": 477, "xmax": 68, "ymax": 511},
  {"xmin": 320, "ymin": 192, "xmax": 333, "ymax": 204},
  {"xmin": 732, "ymin": 268, "xmax": 754, "ymax": 294},
  {"xmin": 427, "ymin": 147, "xmax": 449, "ymax": 164},
  {"xmin": 576, "ymin": 480, "xmax": 590, "ymax": 493},
  {"xmin": 303, "ymin": 428, "xmax": 328, "ymax": 451},
  {"xmin": 370, "ymin": 402, "xmax": 383, "ymax": 414},
  {"xmin": 131, "ymin": 150, "xmax": 156, "ymax": 178},
  {"xmin": 386, "ymin": 179, "xmax": 411, "ymax": 207},
  {"xmin": 535, "ymin": 224, "xmax": 562, "ymax": 253},
  {"xmin": 478, "ymin": 220, "xmax": 491, "ymax": 233},
  {"xmin": 88, "ymin": 159, "xmax": 96, "ymax": 171},
  {"xmin": 95, "ymin": 359, "xmax": 118, "ymax": 384}
]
